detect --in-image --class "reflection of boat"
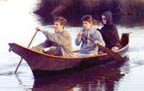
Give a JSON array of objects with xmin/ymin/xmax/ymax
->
[
  {"xmin": 33, "ymin": 61, "xmax": 127, "ymax": 91},
  {"xmin": 9, "ymin": 33, "xmax": 129, "ymax": 78}
]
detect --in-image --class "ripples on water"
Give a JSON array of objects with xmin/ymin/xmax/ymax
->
[{"xmin": 0, "ymin": 0, "xmax": 144, "ymax": 91}]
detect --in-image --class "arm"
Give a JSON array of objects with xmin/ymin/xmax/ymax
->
[
  {"xmin": 36, "ymin": 27, "xmax": 68, "ymax": 45},
  {"xmin": 31, "ymin": 40, "xmax": 52, "ymax": 51},
  {"xmin": 94, "ymin": 31, "xmax": 105, "ymax": 47},
  {"xmin": 110, "ymin": 26, "xmax": 122, "ymax": 48},
  {"xmin": 42, "ymin": 31, "xmax": 69, "ymax": 46},
  {"xmin": 75, "ymin": 32, "xmax": 83, "ymax": 46}
]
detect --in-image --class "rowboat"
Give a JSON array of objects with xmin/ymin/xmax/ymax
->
[{"xmin": 9, "ymin": 33, "xmax": 129, "ymax": 78}]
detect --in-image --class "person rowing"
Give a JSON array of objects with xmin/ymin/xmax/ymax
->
[
  {"xmin": 75, "ymin": 15, "xmax": 105, "ymax": 57},
  {"xmin": 32, "ymin": 16, "xmax": 73, "ymax": 57}
]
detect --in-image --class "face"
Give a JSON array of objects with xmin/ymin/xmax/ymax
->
[
  {"xmin": 83, "ymin": 21, "xmax": 92, "ymax": 30},
  {"xmin": 54, "ymin": 21, "xmax": 64, "ymax": 32},
  {"xmin": 102, "ymin": 15, "xmax": 107, "ymax": 24}
]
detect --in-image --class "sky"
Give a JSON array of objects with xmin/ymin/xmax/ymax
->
[{"xmin": 0, "ymin": 0, "xmax": 44, "ymax": 61}]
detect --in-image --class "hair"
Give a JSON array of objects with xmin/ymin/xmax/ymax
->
[
  {"xmin": 93, "ymin": 19, "xmax": 98, "ymax": 25},
  {"xmin": 102, "ymin": 11, "xmax": 113, "ymax": 25},
  {"xmin": 54, "ymin": 16, "xmax": 67, "ymax": 26},
  {"xmin": 81, "ymin": 15, "xmax": 93, "ymax": 24}
]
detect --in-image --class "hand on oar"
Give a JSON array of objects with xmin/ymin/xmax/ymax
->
[
  {"xmin": 93, "ymin": 40, "xmax": 105, "ymax": 47},
  {"xmin": 36, "ymin": 27, "xmax": 42, "ymax": 32},
  {"xmin": 111, "ymin": 46, "xmax": 119, "ymax": 52},
  {"xmin": 82, "ymin": 33, "xmax": 124, "ymax": 62}
]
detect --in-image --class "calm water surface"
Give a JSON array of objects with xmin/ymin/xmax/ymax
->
[{"xmin": 0, "ymin": 0, "xmax": 144, "ymax": 91}]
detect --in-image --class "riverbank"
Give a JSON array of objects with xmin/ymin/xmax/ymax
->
[{"xmin": 34, "ymin": 0, "xmax": 144, "ymax": 26}]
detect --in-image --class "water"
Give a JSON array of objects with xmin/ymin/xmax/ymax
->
[{"xmin": 0, "ymin": 0, "xmax": 144, "ymax": 91}]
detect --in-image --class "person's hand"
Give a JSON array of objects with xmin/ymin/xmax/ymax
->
[
  {"xmin": 78, "ymin": 32, "xmax": 83, "ymax": 36},
  {"xmin": 9, "ymin": 47, "xmax": 12, "ymax": 52},
  {"xmin": 111, "ymin": 46, "xmax": 119, "ymax": 52},
  {"xmin": 94, "ymin": 40, "xmax": 105, "ymax": 47},
  {"xmin": 94, "ymin": 40, "xmax": 99, "ymax": 45},
  {"xmin": 36, "ymin": 27, "xmax": 42, "ymax": 32}
]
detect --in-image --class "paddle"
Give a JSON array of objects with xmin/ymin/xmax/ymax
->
[
  {"xmin": 14, "ymin": 29, "xmax": 38, "ymax": 74},
  {"xmin": 82, "ymin": 34, "xmax": 124, "ymax": 62}
]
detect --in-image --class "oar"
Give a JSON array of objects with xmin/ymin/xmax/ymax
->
[
  {"xmin": 14, "ymin": 29, "xmax": 38, "ymax": 74},
  {"xmin": 82, "ymin": 34, "xmax": 124, "ymax": 62}
]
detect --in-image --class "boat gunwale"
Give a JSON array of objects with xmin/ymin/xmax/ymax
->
[{"xmin": 11, "ymin": 42, "xmax": 128, "ymax": 60}]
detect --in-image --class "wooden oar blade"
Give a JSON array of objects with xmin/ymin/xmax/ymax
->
[{"xmin": 100, "ymin": 46, "xmax": 124, "ymax": 62}]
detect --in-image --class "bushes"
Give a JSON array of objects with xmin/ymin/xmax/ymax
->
[{"xmin": 34, "ymin": 0, "xmax": 144, "ymax": 26}]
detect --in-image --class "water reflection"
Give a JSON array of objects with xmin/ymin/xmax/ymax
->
[{"xmin": 33, "ymin": 60, "xmax": 129, "ymax": 91}]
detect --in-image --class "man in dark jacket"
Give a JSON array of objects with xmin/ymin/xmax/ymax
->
[{"xmin": 100, "ymin": 11, "xmax": 122, "ymax": 52}]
